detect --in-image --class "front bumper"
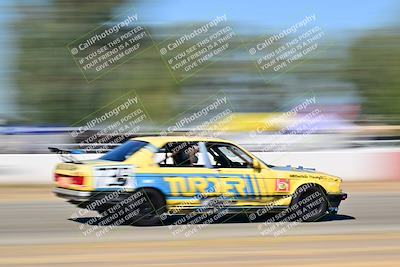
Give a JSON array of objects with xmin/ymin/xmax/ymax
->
[{"xmin": 327, "ymin": 193, "xmax": 347, "ymax": 213}]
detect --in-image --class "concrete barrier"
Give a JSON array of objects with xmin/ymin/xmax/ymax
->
[
  {"xmin": 0, "ymin": 154, "xmax": 99, "ymax": 184},
  {"xmin": 254, "ymin": 148, "xmax": 400, "ymax": 181},
  {"xmin": 0, "ymin": 148, "xmax": 399, "ymax": 184}
]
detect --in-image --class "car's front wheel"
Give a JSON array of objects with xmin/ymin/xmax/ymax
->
[{"xmin": 290, "ymin": 184, "xmax": 328, "ymax": 222}]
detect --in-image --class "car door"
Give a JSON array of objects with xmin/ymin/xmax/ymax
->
[
  {"xmin": 207, "ymin": 142, "xmax": 275, "ymax": 206},
  {"xmin": 206, "ymin": 142, "xmax": 271, "ymax": 206},
  {"xmin": 155, "ymin": 141, "xmax": 222, "ymax": 204}
]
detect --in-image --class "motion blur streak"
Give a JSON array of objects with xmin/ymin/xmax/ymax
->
[{"xmin": 1, "ymin": 183, "xmax": 400, "ymax": 266}]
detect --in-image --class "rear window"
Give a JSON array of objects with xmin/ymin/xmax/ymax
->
[{"xmin": 100, "ymin": 140, "xmax": 148, "ymax": 162}]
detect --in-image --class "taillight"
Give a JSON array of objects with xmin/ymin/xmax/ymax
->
[
  {"xmin": 55, "ymin": 174, "xmax": 84, "ymax": 185},
  {"xmin": 72, "ymin": 176, "xmax": 84, "ymax": 185}
]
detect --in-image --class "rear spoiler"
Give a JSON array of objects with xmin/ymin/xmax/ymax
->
[{"xmin": 48, "ymin": 147, "xmax": 84, "ymax": 164}]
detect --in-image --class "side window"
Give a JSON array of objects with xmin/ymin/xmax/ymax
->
[
  {"xmin": 157, "ymin": 142, "xmax": 206, "ymax": 167},
  {"xmin": 207, "ymin": 143, "xmax": 253, "ymax": 168}
]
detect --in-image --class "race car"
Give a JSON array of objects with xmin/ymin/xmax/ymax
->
[{"xmin": 53, "ymin": 136, "xmax": 347, "ymax": 225}]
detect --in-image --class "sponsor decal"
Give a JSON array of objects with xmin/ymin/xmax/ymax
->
[
  {"xmin": 275, "ymin": 179, "xmax": 290, "ymax": 192},
  {"xmin": 163, "ymin": 176, "xmax": 247, "ymax": 197}
]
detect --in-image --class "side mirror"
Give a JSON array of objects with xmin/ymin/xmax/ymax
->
[{"xmin": 252, "ymin": 159, "xmax": 262, "ymax": 171}]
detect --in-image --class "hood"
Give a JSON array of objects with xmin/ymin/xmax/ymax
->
[{"xmin": 270, "ymin": 165, "xmax": 341, "ymax": 182}]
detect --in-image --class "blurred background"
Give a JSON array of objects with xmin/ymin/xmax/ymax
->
[
  {"xmin": 0, "ymin": 0, "xmax": 399, "ymax": 182},
  {"xmin": 1, "ymin": 2, "xmax": 400, "ymax": 267}
]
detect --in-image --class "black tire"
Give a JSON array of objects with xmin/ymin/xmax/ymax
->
[
  {"xmin": 290, "ymin": 184, "xmax": 328, "ymax": 222},
  {"xmin": 129, "ymin": 188, "xmax": 167, "ymax": 226}
]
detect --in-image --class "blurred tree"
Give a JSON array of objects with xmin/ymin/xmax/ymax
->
[
  {"xmin": 348, "ymin": 31, "xmax": 400, "ymax": 123},
  {"xmin": 14, "ymin": 0, "xmax": 177, "ymax": 125}
]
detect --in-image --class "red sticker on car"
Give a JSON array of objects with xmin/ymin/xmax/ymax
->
[{"xmin": 275, "ymin": 179, "xmax": 290, "ymax": 192}]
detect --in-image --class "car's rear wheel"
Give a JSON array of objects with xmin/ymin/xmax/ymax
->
[
  {"xmin": 128, "ymin": 188, "xmax": 166, "ymax": 226},
  {"xmin": 290, "ymin": 184, "xmax": 328, "ymax": 222}
]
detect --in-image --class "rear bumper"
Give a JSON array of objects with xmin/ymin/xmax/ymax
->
[
  {"xmin": 327, "ymin": 193, "xmax": 347, "ymax": 213},
  {"xmin": 54, "ymin": 187, "xmax": 92, "ymax": 201},
  {"xmin": 53, "ymin": 187, "xmax": 133, "ymax": 209}
]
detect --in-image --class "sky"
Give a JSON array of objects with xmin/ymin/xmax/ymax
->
[
  {"xmin": 135, "ymin": 0, "xmax": 398, "ymax": 32},
  {"xmin": 0, "ymin": 0, "xmax": 18, "ymax": 117}
]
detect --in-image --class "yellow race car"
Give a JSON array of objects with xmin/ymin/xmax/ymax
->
[{"xmin": 53, "ymin": 136, "xmax": 347, "ymax": 225}]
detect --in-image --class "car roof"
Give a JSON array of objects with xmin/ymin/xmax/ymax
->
[{"xmin": 131, "ymin": 135, "xmax": 234, "ymax": 147}]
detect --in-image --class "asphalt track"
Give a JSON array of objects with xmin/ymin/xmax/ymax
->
[{"xmin": 1, "ymin": 185, "xmax": 400, "ymax": 266}]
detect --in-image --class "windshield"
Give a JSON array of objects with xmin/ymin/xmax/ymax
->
[
  {"xmin": 253, "ymin": 155, "xmax": 275, "ymax": 168},
  {"xmin": 100, "ymin": 140, "xmax": 148, "ymax": 162}
]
